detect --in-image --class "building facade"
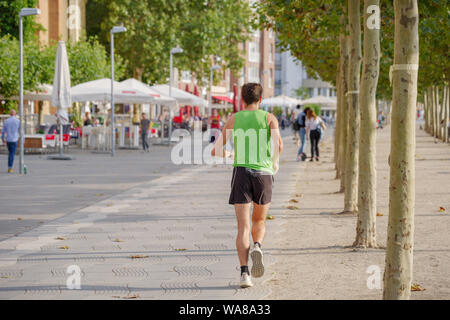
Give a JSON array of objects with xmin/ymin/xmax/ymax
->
[
  {"xmin": 274, "ymin": 35, "xmax": 335, "ymax": 99},
  {"xmin": 36, "ymin": 0, "xmax": 87, "ymax": 44}
]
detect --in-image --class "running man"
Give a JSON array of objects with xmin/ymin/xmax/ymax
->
[{"xmin": 211, "ymin": 83, "xmax": 283, "ymax": 288}]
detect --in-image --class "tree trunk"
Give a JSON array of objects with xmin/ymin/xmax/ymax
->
[
  {"xmin": 344, "ymin": 0, "xmax": 361, "ymax": 213},
  {"xmin": 383, "ymin": 0, "xmax": 419, "ymax": 300},
  {"xmin": 335, "ymin": 65, "xmax": 342, "ymax": 179},
  {"xmin": 429, "ymin": 87, "xmax": 435, "ymax": 136},
  {"xmin": 354, "ymin": 0, "xmax": 380, "ymax": 247},
  {"xmin": 339, "ymin": 18, "xmax": 350, "ymax": 193},
  {"xmin": 445, "ymin": 86, "xmax": 449, "ymax": 143},
  {"xmin": 423, "ymin": 91, "xmax": 429, "ymax": 133}
]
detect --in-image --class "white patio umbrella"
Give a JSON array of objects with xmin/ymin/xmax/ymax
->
[
  {"xmin": 71, "ymin": 78, "xmax": 157, "ymax": 104},
  {"xmin": 150, "ymin": 84, "xmax": 207, "ymax": 106},
  {"xmin": 301, "ymin": 95, "xmax": 336, "ymax": 106},
  {"xmin": 49, "ymin": 41, "xmax": 73, "ymax": 160},
  {"xmin": 121, "ymin": 79, "xmax": 177, "ymax": 108},
  {"xmin": 260, "ymin": 95, "xmax": 301, "ymax": 108}
]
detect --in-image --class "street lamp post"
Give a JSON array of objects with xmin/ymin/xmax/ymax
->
[
  {"xmin": 110, "ymin": 25, "xmax": 126, "ymax": 157},
  {"xmin": 19, "ymin": 8, "xmax": 40, "ymax": 175},
  {"xmin": 209, "ymin": 65, "xmax": 221, "ymax": 118},
  {"xmin": 168, "ymin": 46, "xmax": 183, "ymax": 143}
]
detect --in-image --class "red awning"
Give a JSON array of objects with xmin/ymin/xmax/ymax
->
[{"xmin": 212, "ymin": 96, "xmax": 233, "ymax": 103}]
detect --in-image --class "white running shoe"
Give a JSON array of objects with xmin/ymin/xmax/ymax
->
[
  {"xmin": 250, "ymin": 244, "xmax": 265, "ymax": 278},
  {"xmin": 240, "ymin": 272, "xmax": 254, "ymax": 288}
]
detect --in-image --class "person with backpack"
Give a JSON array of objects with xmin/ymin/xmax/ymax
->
[
  {"xmin": 296, "ymin": 107, "xmax": 310, "ymax": 162},
  {"xmin": 305, "ymin": 109, "xmax": 326, "ymax": 162},
  {"xmin": 291, "ymin": 105, "xmax": 301, "ymax": 146}
]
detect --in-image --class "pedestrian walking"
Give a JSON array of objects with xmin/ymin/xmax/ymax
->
[
  {"xmin": 209, "ymin": 109, "xmax": 221, "ymax": 143},
  {"xmin": 211, "ymin": 83, "xmax": 283, "ymax": 288},
  {"xmin": 140, "ymin": 113, "xmax": 150, "ymax": 152},
  {"xmin": 377, "ymin": 111, "xmax": 384, "ymax": 129},
  {"xmin": 291, "ymin": 105, "xmax": 301, "ymax": 147},
  {"xmin": 1, "ymin": 109, "xmax": 20, "ymax": 173},
  {"xmin": 305, "ymin": 109, "xmax": 326, "ymax": 162},
  {"xmin": 296, "ymin": 107, "xmax": 311, "ymax": 162}
]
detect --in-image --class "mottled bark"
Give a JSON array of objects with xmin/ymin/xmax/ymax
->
[
  {"xmin": 423, "ymin": 91, "xmax": 428, "ymax": 132},
  {"xmin": 354, "ymin": 0, "xmax": 380, "ymax": 248},
  {"xmin": 444, "ymin": 86, "xmax": 449, "ymax": 143},
  {"xmin": 428, "ymin": 87, "xmax": 435, "ymax": 136},
  {"xmin": 344, "ymin": 0, "xmax": 361, "ymax": 213},
  {"xmin": 383, "ymin": 0, "xmax": 418, "ymax": 300},
  {"xmin": 335, "ymin": 65, "xmax": 342, "ymax": 179},
  {"xmin": 339, "ymin": 22, "xmax": 350, "ymax": 193}
]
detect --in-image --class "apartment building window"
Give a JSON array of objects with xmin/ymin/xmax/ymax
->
[
  {"xmin": 248, "ymin": 66, "xmax": 260, "ymax": 83},
  {"xmin": 181, "ymin": 71, "xmax": 192, "ymax": 83},
  {"xmin": 248, "ymin": 41, "xmax": 260, "ymax": 63}
]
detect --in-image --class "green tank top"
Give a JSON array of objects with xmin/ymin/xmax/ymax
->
[{"xmin": 233, "ymin": 110, "xmax": 273, "ymax": 174}]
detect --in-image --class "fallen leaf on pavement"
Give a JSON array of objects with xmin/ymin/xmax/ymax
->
[
  {"xmin": 17, "ymin": 217, "xmax": 22, "ymax": 221},
  {"xmin": 287, "ymin": 205, "xmax": 299, "ymax": 210},
  {"xmin": 266, "ymin": 215, "xmax": 275, "ymax": 220},
  {"xmin": 439, "ymin": 207, "xmax": 445, "ymax": 212},
  {"xmin": 174, "ymin": 248, "xmax": 187, "ymax": 251},
  {"xmin": 411, "ymin": 283, "xmax": 425, "ymax": 292},
  {"xmin": 376, "ymin": 213, "xmax": 384, "ymax": 217},
  {"xmin": 289, "ymin": 199, "xmax": 299, "ymax": 203},
  {"xmin": 59, "ymin": 246, "xmax": 69, "ymax": 250},
  {"xmin": 113, "ymin": 238, "xmax": 124, "ymax": 242},
  {"xmin": 123, "ymin": 294, "xmax": 140, "ymax": 299},
  {"xmin": 55, "ymin": 237, "xmax": 66, "ymax": 240},
  {"xmin": 295, "ymin": 194, "xmax": 303, "ymax": 198},
  {"xmin": 130, "ymin": 255, "xmax": 148, "ymax": 259}
]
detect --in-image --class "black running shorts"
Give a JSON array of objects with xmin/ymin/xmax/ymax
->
[{"xmin": 229, "ymin": 167, "xmax": 274, "ymax": 205}]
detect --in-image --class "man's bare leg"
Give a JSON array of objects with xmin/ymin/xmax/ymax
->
[
  {"xmin": 251, "ymin": 203, "xmax": 270, "ymax": 245},
  {"xmin": 234, "ymin": 203, "xmax": 252, "ymax": 266}
]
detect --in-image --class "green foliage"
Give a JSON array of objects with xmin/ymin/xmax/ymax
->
[
  {"xmin": 87, "ymin": 0, "xmax": 251, "ymax": 85},
  {"xmin": 294, "ymin": 87, "xmax": 310, "ymax": 99},
  {"xmin": 257, "ymin": 0, "xmax": 450, "ymax": 100},
  {"xmin": 0, "ymin": 35, "xmax": 125, "ymax": 103},
  {"xmin": 272, "ymin": 107, "xmax": 283, "ymax": 118},
  {"xmin": 304, "ymin": 103, "xmax": 321, "ymax": 117},
  {"xmin": 0, "ymin": 0, "xmax": 40, "ymax": 40}
]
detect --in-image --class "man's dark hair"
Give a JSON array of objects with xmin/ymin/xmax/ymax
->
[
  {"xmin": 296, "ymin": 105, "xmax": 301, "ymax": 109},
  {"xmin": 303, "ymin": 107, "xmax": 311, "ymax": 113},
  {"xmin": 241, "ymin": 83, "xmax": 263, "ymax": 106}
]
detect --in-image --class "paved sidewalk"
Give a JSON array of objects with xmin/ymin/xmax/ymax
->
[
  {"xmin": 0, "ymin": 134, "xmax": 300, "ymax": 300},
  {"xmin": 266, "ymin": 125, "xmax": 450, "ymax": 299}
]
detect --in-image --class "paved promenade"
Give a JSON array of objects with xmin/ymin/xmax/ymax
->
[{"xmin": 0, "ymin": 132, "xmax": 300, "ymax": 299}]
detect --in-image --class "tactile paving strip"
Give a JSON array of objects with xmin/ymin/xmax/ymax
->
[
  {"xmin": 173, "ymin": 266, "xmax": 212, "ymax": 278},
  {"xmin": 156, "ymin": 234, "xmax": 184, "ymax": 241},
  {"xmin": 0, "ymin": 269, "xmax": 23, "ymax": 279},
  {"xmin": 112, "ymin": 267, "xmax": 149, "ymax": 277},
  {"xmin": 160, "ymin": 281, "xmax": 201, "ymax": 298}
]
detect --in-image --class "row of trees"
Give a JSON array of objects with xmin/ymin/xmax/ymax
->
[
  {"xmin": 86, "ymin": 0, "xmax": 252, "ymax": 84},
  {"xmin": 257, "ymin": 0, "xmax": 448, "ymax": 299},
  {"xmin": 0, "ymin": 0, "xmax": 254, "ymax": 109},
  {"xmin": 424, "ymin": 86, "xmax": 450, "ymax": 143},
  {"xmin": 0, "ymin": 35, "xmax": 125, "ymax": 111}
]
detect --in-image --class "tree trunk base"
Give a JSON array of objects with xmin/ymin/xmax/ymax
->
[{"xmin": 335, "ymin": 210, "xmax": 357, "ymax": 216}]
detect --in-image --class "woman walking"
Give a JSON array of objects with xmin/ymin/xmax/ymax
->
[{"xmin": 305, "ymin": 109, "xmax": 326, "ymax": 162}]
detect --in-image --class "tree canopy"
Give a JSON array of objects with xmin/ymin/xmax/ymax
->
[
  {"xmin": 86, "ymin": 0, "xmax": 252, "ymax": 85},
  {"xmin": 0, "ymin": 35, "xmax": 125, "ymax": 101},
  {"xmin": 256, "ymin": 0, "xmax": 450, "ymax": 100}
]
